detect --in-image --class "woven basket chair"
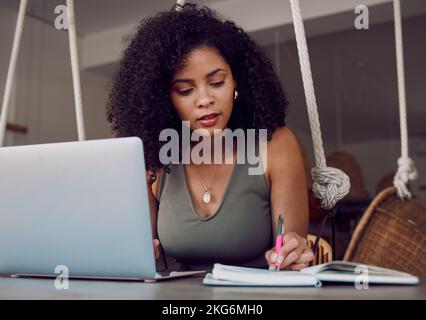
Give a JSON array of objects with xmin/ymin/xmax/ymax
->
[
  {"xmin": 375, "ymin": 171, "xmax": 396, "ymax": 195},
  {"xmin": 343, "ymin": 186, "xmax": 426, "ymax": 276},
  {"xmin": 326, "ymin": 150, "xmax": 369, "ymax": 201}
]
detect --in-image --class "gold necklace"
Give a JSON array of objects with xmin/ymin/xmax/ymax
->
[{"xmin": 193, "ymin": 164, "xmax": 220, "ymax": 204}]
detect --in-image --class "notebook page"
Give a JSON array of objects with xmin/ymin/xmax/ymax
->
[
  {"xmin": 203, "ymin": 273, "xmax": 322, "ymax": 287},
  {"xmin": 300, "ymin": 261, "xmax": 419, "ymax": 285},
  {"xmin": 302, "ymin": 261, "xmax": 415, "ymax": 276},
  {"xmin": 211, "ymin": 264, "xmax": 320, "ymax": 287}
]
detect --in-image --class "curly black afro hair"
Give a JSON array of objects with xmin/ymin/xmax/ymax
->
[{"xmin": 107, "ymin": 2, "xmax": 288, "ymax": 177}]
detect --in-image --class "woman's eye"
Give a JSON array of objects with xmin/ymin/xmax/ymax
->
[
  {"xmin": 210, "ymin": 81, "xmax": 225, "ymax": 87},
  {"xmin": 177, "ymin": 88, "xmax": 193, "ymax": 96}
]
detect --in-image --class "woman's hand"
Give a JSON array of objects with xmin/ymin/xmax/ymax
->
[
  {"xmin": 153, "ymin": 239, "xmax": 160, "ymax": 259},
  {"xmin": 265, "ymin": 232, "xmax": 314, "ymax": 271}
]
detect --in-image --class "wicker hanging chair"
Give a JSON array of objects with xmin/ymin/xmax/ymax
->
[
  {"xmin": 343, "ymin": 186, "xmax": 426, "ymax": 276},
  {"xmin": 326, "ymin": 150, "xmax": 369, "ymax": 201},
  {"xmin": 375, "ymin": 171, "xmax": 397, "ymax": 195}
]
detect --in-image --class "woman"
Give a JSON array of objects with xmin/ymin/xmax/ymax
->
[{"xmin": 107, "ymin": 3, "xmax": 314, "ymax": 271}]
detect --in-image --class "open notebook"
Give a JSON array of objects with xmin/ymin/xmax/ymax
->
[{"xmin": 203, "ymin": 261, "xmax": 419, "ymax": 287}]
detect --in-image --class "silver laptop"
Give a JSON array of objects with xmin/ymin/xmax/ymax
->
[{"xmin": 0, "ymin": 137, "xmax": 159, "ymax": 280}]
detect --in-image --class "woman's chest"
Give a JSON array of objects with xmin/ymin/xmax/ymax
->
[{"xmin": 158, "ymin": 186, "xmax": 272, "ymax": 263}]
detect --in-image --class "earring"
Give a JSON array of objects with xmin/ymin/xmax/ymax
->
[{"xmin": 234, "ymin": 90, "xmax": 239, "ymax": 100}]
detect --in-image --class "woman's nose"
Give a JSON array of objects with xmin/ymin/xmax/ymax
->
[{"xmin": 196, "ymin": 88, "xmax": 213, "ymax": 108}]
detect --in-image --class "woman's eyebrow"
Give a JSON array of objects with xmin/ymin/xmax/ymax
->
[
  {"xmin": 171, "ymin": 78, "xmax": 194, "ymax": 86},
  {"xmin": 206, "ymin": 68, "xmax": 227, "ymax": 78},
  {"xmin": 171, "ymin": 68, "xmax": 227, "ymax": 86}
]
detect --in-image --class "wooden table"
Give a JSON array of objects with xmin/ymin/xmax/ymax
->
[{"xmin": 0, "ymin": 276, "xmax": 424, "ymax": 300}]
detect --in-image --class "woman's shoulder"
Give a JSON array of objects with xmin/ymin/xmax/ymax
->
[
  {"xmin": 266, "ymin": 127, "xmax": 305, "ymax": 176},
  {"xmin": 267, "ymin": 127, "xmax": 301, "ymax": 153}
]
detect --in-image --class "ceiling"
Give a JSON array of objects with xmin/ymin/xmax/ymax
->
[
  {"xmin": 2, "ymin": 0, "xmax": 425, "ymax": 41},
  {"xmin": 0, "ymin": 0, "xmax": 226, "ymax": 35}
]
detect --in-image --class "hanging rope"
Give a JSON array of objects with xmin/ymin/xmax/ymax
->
[
  {"xmin": 392, "ymin": 0, "xmax": 418, "ymax": 199},
  {"xmin": 66, "ymin": 0, "xmax": 86, "ymax": 141},
  {"xmin": 289, "ymin": 0, "xmax": 350, "ymax": 210},
  {"xmin": 0, "ymin": 0, "xmax": 28, "ymax": 147}
]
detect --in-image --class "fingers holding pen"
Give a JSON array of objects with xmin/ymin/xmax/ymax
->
[
  {"xmin": 279, "ymin": 235, "xmax": 304, "ymax": 268},
  {"xmin": 266, "ymin": 233, "xmax": 311, "ymax": 270},
  {"xmin": 289, "ymin": 247, "xmax": 315, "ymax": 270},
  {"xmin": 266, "ymin": 235, "xmax": 298, "ymax": 270}
]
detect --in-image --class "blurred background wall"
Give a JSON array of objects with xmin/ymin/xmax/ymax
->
[{"xmin": 1, "ymin": 0, "xmax": 425, "ymax": 198}]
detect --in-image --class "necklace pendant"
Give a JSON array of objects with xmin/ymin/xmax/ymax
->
[{"xmin": 202, "ymin": 191, "xmax": 211, "ymax": 204}]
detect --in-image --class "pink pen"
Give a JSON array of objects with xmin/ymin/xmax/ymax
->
[{"xmin": 274, "ymin": 215, "xmax": 285, "ymax": 270}]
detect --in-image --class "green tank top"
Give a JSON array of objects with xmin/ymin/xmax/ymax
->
[{"xmin": 157, "ymin": 161, "xmax": 272, "ymax": 271}]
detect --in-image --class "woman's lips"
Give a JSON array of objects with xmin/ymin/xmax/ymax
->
[{"xmin": 198, "ymin": 113, "xmax": 220, "ymax": 126}]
